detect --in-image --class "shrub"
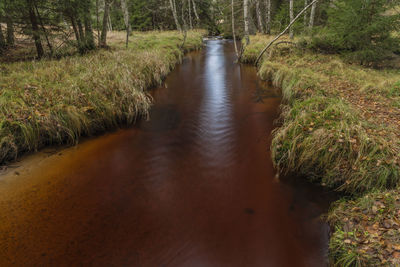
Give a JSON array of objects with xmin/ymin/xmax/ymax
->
[{"xmin": 309, "ymin": 0, "xmax": 400, "ymax": 65}]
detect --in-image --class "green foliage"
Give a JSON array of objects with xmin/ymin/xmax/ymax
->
[{"xmin": 309, "ymin": 0, "xmax": 400, "ymax": 65}]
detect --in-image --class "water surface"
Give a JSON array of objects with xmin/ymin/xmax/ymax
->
[{"xmin": 0, "ymin": 40, "xmax": 331, "ymax": 266}]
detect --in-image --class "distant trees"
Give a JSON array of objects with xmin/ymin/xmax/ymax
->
[{"xmin": 0, "ymin": 0, "xmax": 215, "ymax": 59}]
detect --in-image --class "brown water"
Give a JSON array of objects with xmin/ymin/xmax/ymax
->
[{"xmin": 0, "ymin": 40, "xmax": 332, "ymax": 266}]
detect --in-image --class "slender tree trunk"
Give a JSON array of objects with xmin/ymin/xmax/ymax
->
[
  {"xmin": 77, "ymin": 19, "xmax": 85, "ymax": 42},
  {"xmin": 34, "ymin": 3, "xmax": 53, "ymax": 55},
  {"xmin": 108, "ymin": 13, "xmax": 113, "ymax": 31},
  {"xmin": 96, "ymin": 0, "xmax": 100, "ymax": 45},
  {"xmin": 231, "ymin": 0, "xmax": 238, "ymax": 57},
  {"xmin": 84, "ymin": 13, "xmax": 95, "ymax": 49},
  {"xmin": 169, "ymin": 0, "xmax": 181, "ymax": 31},
  {"xmin": 188, "ymin": 0, "xmax": 193, "ymax": 30},
  {"xmin": 0, "ymin": 21, "xmax": 5, "ymax": 49},
  {"xmin": 289, "ymin": 0, "xmax": 294, "ymax": 39},
  {"xmin": 192, "ymin": 0, "xmax": 200, "ymax": 24},
  {"xmin": 27, "ymin": 0, "xmax": 44, "ymax": 58},
  {"xmin": 181, "ymin": 0, "xmax": 187, "ymax": 30},
  {"xmin": 265, "ymin": 0, "xmax": 271, "ymax": 34},
  {"xmin": 304, "ymin": 0, "xmax": 308, "ymax": 27},
  {"xmin": 70, "ymin": 15, "xmax": 81, "ymax": 46},
  {"xmin": 0, "ymin": 2, "xmax": 6, "ymax": 49},
  {"xmin": 120, "ymin": 0, "xmax": 130, "ymax": 48},
  {"xmin": 100, "ymin": 0, "xmax": 111, "ymax": 47},
  {"xmin": 243, "ymin": 0, "xmax": 249, "ymax": 44},
  {"xmin": 5, "ymin": 17, "xmax": 14, "ymax": 46},
  {"xmin": 309, "ymin": 1, "xmax": 317, "ymax": 29},
  {"xmin": 255, "ymin": 0, "xmax": 264, "ymax": 33}
]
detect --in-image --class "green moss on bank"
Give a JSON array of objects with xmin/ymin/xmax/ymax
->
[{"xmin": 0, "ymin": 30, "xmax": 205, "ymax": 165}]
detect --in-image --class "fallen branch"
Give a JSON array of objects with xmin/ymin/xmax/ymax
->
[{"xmin": 255, "ymin": 0, "xmax": 318, "ymax": 66}]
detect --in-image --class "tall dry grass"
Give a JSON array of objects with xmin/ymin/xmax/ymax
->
[{"xmin": 0, "ymin": 30, "xmax": 205, "ymax": 164}]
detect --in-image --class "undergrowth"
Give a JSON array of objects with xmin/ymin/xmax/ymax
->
[{"xmin": 0, "ymin": 30, "xmax": 205, "ymax": 165}]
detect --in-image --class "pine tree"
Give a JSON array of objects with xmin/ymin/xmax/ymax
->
[{"xmin": 311, "ymin": 0, "xmax": 400, "ymax": 65}]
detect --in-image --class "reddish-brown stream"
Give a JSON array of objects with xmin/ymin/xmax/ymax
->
[{"xmin": 0, "ymin": 40, "xmax": 333, "ymax": 266}]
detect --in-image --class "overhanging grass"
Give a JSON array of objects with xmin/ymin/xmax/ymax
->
[
  {"xmin": 0, "ymin": 30, "xmax": 205, "ymax": 164},
  {"xmin": 243, "ymin": 35, "xmax": 400, "ymax": 194},
  {"xmin": 243, "ymin": 34, "xmax": 400, "ymax": 266}
]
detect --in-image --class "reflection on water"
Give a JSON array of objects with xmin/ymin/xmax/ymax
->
[{"xmin": 0, "ymin": 40, "xmax": 334, "ymax": 267}]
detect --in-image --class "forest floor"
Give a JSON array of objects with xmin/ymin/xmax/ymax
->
[
  {"xmin": 0, "ymin": 30, "xmax": 204, "ymax": 166},
  {"xmin": 242, "ymin": 35, "xmax": 400, "ymax": 266}
]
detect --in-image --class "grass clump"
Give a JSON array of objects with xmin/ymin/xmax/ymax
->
[
  {"xmin": 0, "ymin": 30, "xmax": 205, "ymax": 165},
  {"xmin": 243, "ymin": 35, "xmax": 400, "ymax": 194},
  {"xmin": 243, "ymin": 34, "xmax": 400, "ymax": 266}
]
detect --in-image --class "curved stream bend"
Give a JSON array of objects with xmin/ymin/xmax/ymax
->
[{"xmin": 0, "ymin": 40, "xmax": 331, "ymax": 266}]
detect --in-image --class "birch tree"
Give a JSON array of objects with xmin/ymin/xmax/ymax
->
[
  {"xmin": 255, "ymin": 0, "xmax": 264, "ymax": 33},
  {"xmin": 232, "ymin": 0, "xmax": 238, "ymax": 56},
  {"xmin": 309, "ymin": 1, "xmax": 317, "ymax": 29},
  {"xmin": 121, "ymin": 0, "xmax": 131, "ymax": 48},
  {"xmin": 304, "ymin": 0, "xmax": 308, "ymax": 27},
  {"xmin": 289, "ymin": 0, "xmax": 294, "ymax": 39},
  {"xmin": 265, "ymin": 0, "xmax": 271, "ymax": 34},
  {"xmin": 192, "ymin": 0, "xmax": 200, "ymax": 24},
  {"xmin": 188, "ymin": 0, "xmax": 193, "ymax": 30},
  {"xmin": 244, "ymin": 0, "xmax": 249, "ymax": 44},
  {"xmin": 169, "ymin": 0, "xmax": 182, "ymax": 31}
]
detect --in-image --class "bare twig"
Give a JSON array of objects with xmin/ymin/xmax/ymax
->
[{"xmin": 255, "ymin": 0, "xmax": 318, "ymax": 66}]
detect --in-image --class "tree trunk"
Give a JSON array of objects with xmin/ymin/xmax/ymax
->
[
  {"xmin": 304, "ymin": 0, "xmax": 308, "ymax": 27},
  {"xmin": 243, "ymin": 0, "xmax": 249, "ymax": 44},
  {"xmin": 255, "ymin": 0, "xmax": 264, "ymax": 33},
  {"xmin": 5, "ymin": 16, "xmax": 14, "ymax": 46},
  {"xmin": 289, "ymin": 0, "xmax": 294, "ymax": 39},
  {"xmin": 0, "ymin": 1, "xmax": 6, "ymax": 49},
  {"xmin": 169, "ymin": 0, "xmax": 181, "ymax": 31},
  {"xmin": 265, "ymin": 0, "xmax": 271, "ymax": 34},
  {"xmin": 84, "ymin": 11, "xmax": 95, "ymax": 49},
  {"xmin": 108, "ymin": 13, "xmax": 113, "ymax": 31},
  {"xmin": 27, "ymin": 0, "xmax": 44, "ymax": 58},
  {"xmin": 100, "ymin": 0, "xmax": 111, "ymax": 47},
  {"xmin": 77, "ymin": 18, "xmax": 85, "ymax": 42},
  {"xmin": 0, "ymin": 21, "xmax": 5, "ymax": 49},
  {"xmin": 231, "ymin": 0, "xmax": 238, "ymax": 57},
  {"xmin": 181, "ymin": 0, "xmax": 187, "ymax": 30},
  {"xmin": 70, "ymin": 15, "xmax": 81, "ymax": 46},
  {"xmin": 96, "ymin": 0, "xmax": 100, "ymax": 45},
  {"xmin": 34, "ymin": 3, "xmax": 53, "ymax": 55},
  {"xmin": 188, "ymin": 0, "xmax": 193, "ymax": 30},
  {"xmin": 309, "ymin": 1, "xmax": 317, "ymax": 29},
  {"xmin": 120, "ymin": 0, "xmax": 130, "ymax": 48},
  {"xmin": 192, "ymin": 0, "xmax": 200, "ymax": 24}
]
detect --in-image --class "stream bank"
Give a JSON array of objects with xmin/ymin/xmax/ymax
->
[
  {"xmin": 0, "ymin": 30, "xmax": 204, "ymax": 166},
  {"xmin": 243, "ymin": 35, "xmax": 400, "ymax": 266}
]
